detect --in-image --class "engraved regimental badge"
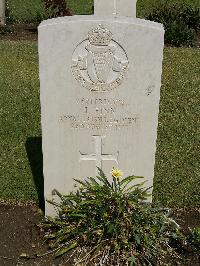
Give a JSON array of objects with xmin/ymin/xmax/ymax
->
[{"xmin": 72, "ymin": 25, "xmax": 129, "ymax": 92}]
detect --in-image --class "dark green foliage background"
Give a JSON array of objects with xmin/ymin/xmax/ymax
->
[
  {"xmin": 5, "ymin": 0, "xmax": 200, "ymax": 22},
  {"xmin": 137, "ymin": 0, "xmax": 200, "ymax": 18},
  {"xmin": 0, "ymin": 43, "xmax": 199, "ymax": 207},
  {"xmin": 5, "ymin": 1, "xmax": 200, "ymax": 47},
  {"xmin": 146, "ymin": 3, "xmax": 200, "ymax": 47}
]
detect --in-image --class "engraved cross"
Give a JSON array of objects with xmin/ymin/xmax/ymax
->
[{"xmin": 79, "ymin": 136, "xmax": 119, "ymax": 174}]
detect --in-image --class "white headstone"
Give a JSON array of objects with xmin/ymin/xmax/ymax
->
[
  {"xmin": 94, "ymin": 0, "xmax": 137, "ymax": 17},
  {"xmin": 0, "ymin": 0, "xmax": 6, "ymax": 25},
  {"xmin": 39, "ymin": 15, "xmax": 164, "ymax": 216}
]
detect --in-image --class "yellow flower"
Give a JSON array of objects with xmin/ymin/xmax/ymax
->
[
  {"xmin": 79, "ymin": 184, "xmax": 84, "ymax": 190},
  {"xmin": 111, "ymin": 168, "xmax": 123, "ymax": 180}
]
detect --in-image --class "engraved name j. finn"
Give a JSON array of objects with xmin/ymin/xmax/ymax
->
[{"xmin": 72, "ymin": 25, "xmax": 129, "ymax": 92}]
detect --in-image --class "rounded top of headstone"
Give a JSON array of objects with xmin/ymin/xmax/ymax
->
[{"xmin": 88, "ymin": 24, "xmax": 113, "ymax": 46}]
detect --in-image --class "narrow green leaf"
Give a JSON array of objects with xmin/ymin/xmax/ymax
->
[
  {"xmin": 97, "ymin": 167, "xmax": 112, "ymax": 188},
  {"xmin": 88, "ymin": 177, "xmax": 100, "ymax": 186},
  {"xmin": 120, "ymin": 176, "xmax": 144, "ymax": 187},
  {"xmin": 55, "ymin": 242, "xmax": 77, "ymax": 257},
  {"xmin": 20, "ymin": 253, "xmax": 30, "ymax": 259},
  {"xmin": 74, "ymin": 179, "xmax": 87, "ymax": 187},
  {"xmin": 68, "ymin": 213, "xmax": 87, "ymax": 218},
  {"xmin": 123, "ymin": 181, "xmax": 147, "ymax": 192},
  {"xmin": 128, "ymin": 256, "xmax": 137, "ymax": 266},
  {"xmin": 79, "ymin": 200, "xmax": 96, "ymax": 205}
]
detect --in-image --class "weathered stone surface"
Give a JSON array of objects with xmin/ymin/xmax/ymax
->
[
  {"xmin": 94, "ymin": 0, "xmax": 137, "ymax": 17},
  {"xmin": 0, "ymin": 0, "xmax": 6, "ymax": 25},
  {"xmin": 38, "ymin": 16, "xmax": 164, "ymax": 216}
]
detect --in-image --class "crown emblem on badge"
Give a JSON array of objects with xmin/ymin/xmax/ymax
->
[{"xmin": 88, "ymin": 24, "xmax": 113, "ymax": 46}]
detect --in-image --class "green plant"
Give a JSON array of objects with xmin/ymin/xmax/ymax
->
[
  {"xmin": 181, "ymin": 6, "xmax": 200, "ymax": 32},
  {"xmin": 0, "ymin": 25, "xmax": 12, "ymax": 35},
  {"xmin": 187, "ymin": 227, "xmax": 200, "ymax": 249},
  {"xmin": 44, "ymin": 0, "xmax": 73, "ymax": 17},
  {"xmin": 6, "ymin": 0, "xmax": 53, "ymax": 23},
  {"xmin": 165, "ymin": 20, "xmax": 195, "ymax": 47},
  {"xmin": 147, "ymin": 3, "xmax": 199, "ymax": 47},
  {"xmin": 40, "ymin": 168, "xmax": 182, "ymax": 265}
]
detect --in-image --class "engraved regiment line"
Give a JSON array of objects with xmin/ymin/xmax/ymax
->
[
  {"xmin": 60, "ymin": 114, "xmax": 138, "ymax": 130},
  {"xmin": 79, "ymin": 135, "xmax": 119, "ymax": 174}
]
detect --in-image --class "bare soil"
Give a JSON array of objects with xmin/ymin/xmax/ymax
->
[
  {"xmin": 0, "ymin": 24, "xmax": 38, "ymax": 41},
  {"xmin": 0, "ymin": 201, "xmax": 199, "ymax": 266},
  {"xmin": 0, "ymin": 201, "xmax": 69, "ymax": 266}
]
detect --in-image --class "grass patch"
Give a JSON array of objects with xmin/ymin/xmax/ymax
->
[
  {"xmin": 6, "ymin": 0, "xmax": 49, "ymax": 23},
  {"xmin": 153, "ymin": 48, "xmax": 200, "ymax": 207},
  {"xmin": 0, "ymin": 42, "xmax": 41, "ymax": 201},
  {"xmin": 0, "ymin": 42, "xmax": 199, "ymax": 207}
]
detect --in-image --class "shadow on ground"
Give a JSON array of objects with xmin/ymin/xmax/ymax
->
[{"xmin": 26, "ymin": 137, "xmax": 45, "ymax": 211}]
